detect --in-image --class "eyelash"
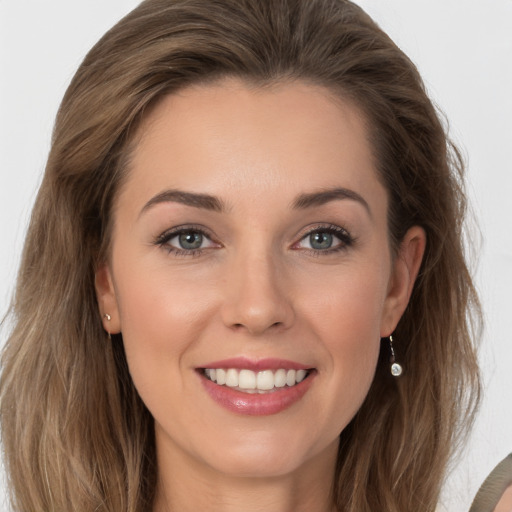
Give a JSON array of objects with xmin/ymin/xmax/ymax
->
[
  {"xmin": 154, "ymin": 225, "xmax": 217, "ymax": 257},
  {"xmin": 295, "ymin": 224, "xmax": 355, "ymax": 256},
  {"xmin": 154, "ymin": 224, "xmax": 355, "ymax": 257}
]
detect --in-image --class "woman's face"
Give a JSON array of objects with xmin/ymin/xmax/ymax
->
[{"xmin": 96, "ymin": 79, "xmax": 423, "ymax": 480}]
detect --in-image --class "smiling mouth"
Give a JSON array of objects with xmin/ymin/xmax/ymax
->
[{"xmin": 201, "ymin": 368, "xmax": 312, "ymax": 394}]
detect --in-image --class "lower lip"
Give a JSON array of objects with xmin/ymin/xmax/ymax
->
[{"xmin": 199, "ymin": 371, "xmax": 315, "ymax": 416}]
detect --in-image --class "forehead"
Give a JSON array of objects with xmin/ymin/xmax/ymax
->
[{"xmin": 119, "ymin": 79, "xmax": 385, "ymax": 215}]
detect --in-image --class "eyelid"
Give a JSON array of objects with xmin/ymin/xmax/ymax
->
[
  {"xmin": 155, "ymin": 224, "xmax": 212, "ymax": 243},
  {"xmin": 292, "ymin": 223, "xmax": 355, "ymax": 251},
  {"xmin": 154, "ymin": 224, "xmax": 221, "ymax": 254},
  {"xmin": 153, "ymin": 223, "xmax": 354, "ymax": 257}
]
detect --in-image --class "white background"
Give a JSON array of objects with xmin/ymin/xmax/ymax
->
[{"xmin": 1, "ymin": 1, "xmax": 511, "ymax": 510}]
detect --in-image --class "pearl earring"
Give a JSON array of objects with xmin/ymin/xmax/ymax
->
[{"xmin": 389, "ymin": 335, "xmax": 403, "ymax": 377}]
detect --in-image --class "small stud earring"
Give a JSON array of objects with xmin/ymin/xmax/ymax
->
[
  {"xmin": 389, "ymin": 335, "xmax": 403, "ymax": 377},
  {"xmin": 103, "ymin": 313, "xmax": 112, "ymax": 339}
]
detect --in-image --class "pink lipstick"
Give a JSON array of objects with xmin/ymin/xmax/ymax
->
[{"xmin": 198, "ymin": 357, "xmax": 315, "ymax": 416}]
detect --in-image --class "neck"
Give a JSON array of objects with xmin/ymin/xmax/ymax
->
[{"xmin": 153, "ymin": 437, "xmax": 338, "ymax": 512}]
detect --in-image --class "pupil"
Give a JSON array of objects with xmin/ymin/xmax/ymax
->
[
  {"xmin": 179, "ymin": 232, "xmax": 203, "ymax": 250},
  {"xmin": 311, "ymin": 232, "xmax": 333, "ymax": 250}
]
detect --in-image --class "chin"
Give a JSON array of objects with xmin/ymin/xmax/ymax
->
[
  {"xmin": 198, "ymin": 430, "xmax": 337, "ymax": 479},
  {"xmin": 206, "ymin": 452, "xmax": 305, "ymax": 479}
]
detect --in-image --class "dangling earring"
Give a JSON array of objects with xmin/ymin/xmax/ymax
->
[
  {"xmin": 389, "ymin": 335, "xmax": 403, "ymax": 377},
  {"xmin": 103, "ymin": 313, "xmax": 112, "ymax": 340}
]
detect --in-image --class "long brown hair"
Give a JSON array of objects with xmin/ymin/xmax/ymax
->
[{"xmin": 0, "ymin": 1, "xmax": 481, "ymax": 510}]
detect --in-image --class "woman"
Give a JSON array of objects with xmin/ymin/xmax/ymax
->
[{"xmin": 0, "ymin": 0, "xmax": 481, "ymax": 511}]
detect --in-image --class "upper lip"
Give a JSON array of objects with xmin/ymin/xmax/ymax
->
[{"xmin": 198, "ymin": 357, "xmax": 312, "ymax": 372}]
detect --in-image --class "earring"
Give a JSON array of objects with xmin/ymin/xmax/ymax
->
[
  {"xmin": 389, "ymin": 335, "xmax": 403, "ymax": 377},
  {"xmin": 103, "ymin": 313, "xmax": 112, "ymax": 339}
]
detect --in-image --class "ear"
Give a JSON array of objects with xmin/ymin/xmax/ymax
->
[
  {"xmin": 95, "ymin": 263, "xmax": 122, "ymax": 334},
  {"xmin": 380, "ymin": 226, "xmax": 426, "ymax": 337}
]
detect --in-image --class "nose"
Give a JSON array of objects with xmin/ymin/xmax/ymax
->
[{"xmin": 220, "ymin": 249, "xmax": 295, "ymax": 336}]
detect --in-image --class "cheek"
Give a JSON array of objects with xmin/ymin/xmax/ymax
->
[
  {"xmin": 111, "ymin": 255, "xmax": 219, "ymax": 400},
  {"xmin": 301, "ymin": 260, "xmax": 389, "ymax": 347},
  {"xmin": 297, "ymin": 263, "xmax": 388, "ymax": 411}
]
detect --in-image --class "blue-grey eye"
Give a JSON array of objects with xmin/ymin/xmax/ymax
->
[
  {"xmin": 309, "ymin": 232, "xmax": 334, "ymax": 250},
  {"xmin": 295, "ymin": 225, "xmax": 353, "ymax": 253},
  {"xmin": 156, "ymin": 227, "xmax": 218, "ymax": 255},
  {"xmin": 178, "ymin": 232, "xmax": 203, "ymax": 250}
]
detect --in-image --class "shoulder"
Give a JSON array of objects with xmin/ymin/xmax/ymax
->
[{"xmin": 469, "ymin": 454, "xmax": 512, "ymax": 512}]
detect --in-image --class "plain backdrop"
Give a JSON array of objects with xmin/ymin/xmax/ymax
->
[{"xmin": 1, "ymin": 1, "xmax": 511, "ymax": 511}]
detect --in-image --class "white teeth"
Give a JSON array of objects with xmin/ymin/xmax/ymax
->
[
  {"xmin": 256, "ymin": 370, "xmax": 274, "ymax": 390},
  {"xmin": 286, "ymin": 369, "xmax": 296, "ymax": 387},
  {"xmin": 296, "ymin": 369, "xmax": 307, "ymax": 383},
  {"xmin": 274, "ymin": 368, "xmax": 287, "ymax": 388},
  {"xmin": 238, "ymin": 369, "xmax": 256, "ymax": 389},
  {"xmin": 203, "ymin": 367, "xmax": 310, "ymax": 392},
  {"xmin": 225, "ymin": 369, "xmax": 239, "ymax": 387},
  {"xmin": 216, "ymin": 368, "xmax": 227, "ymax": 385}
]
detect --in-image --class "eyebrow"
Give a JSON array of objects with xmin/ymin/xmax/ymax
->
[
  {"xmin": 139, "ymin": 186, "xmax": 371, "ymax": 217},
  {"xmin": 139, "ymin": 189, "xmax": 226, "ymax": 217},
  {"xmin": 292, "ymin": 187, "xmax": 371, "ymax": 216}
]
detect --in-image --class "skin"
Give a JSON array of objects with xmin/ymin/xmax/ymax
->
[
  {"xmin": 495, "ymin": 485, "xmax": 512, "ymax": 512},
  {"xmin": 96, "ymin": 79, "xmax": 425, "ymax": 512}
]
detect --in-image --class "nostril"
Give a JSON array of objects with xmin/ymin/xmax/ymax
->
[
  {"xmin": 229, "ymin": 320, "xmax": 284, "ymax": 335},
  {"xmin": 221, "ymin": 290, "xmax": 295, "ymax": 335}
]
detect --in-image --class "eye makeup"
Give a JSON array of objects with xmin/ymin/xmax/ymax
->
[
  {"xmin": 153, "ymin": 224, "xmax": 220, "ymax": 257},
  {"xmin": 153, "ymin": 222, "xmax": 356, "ymax": 258}
]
